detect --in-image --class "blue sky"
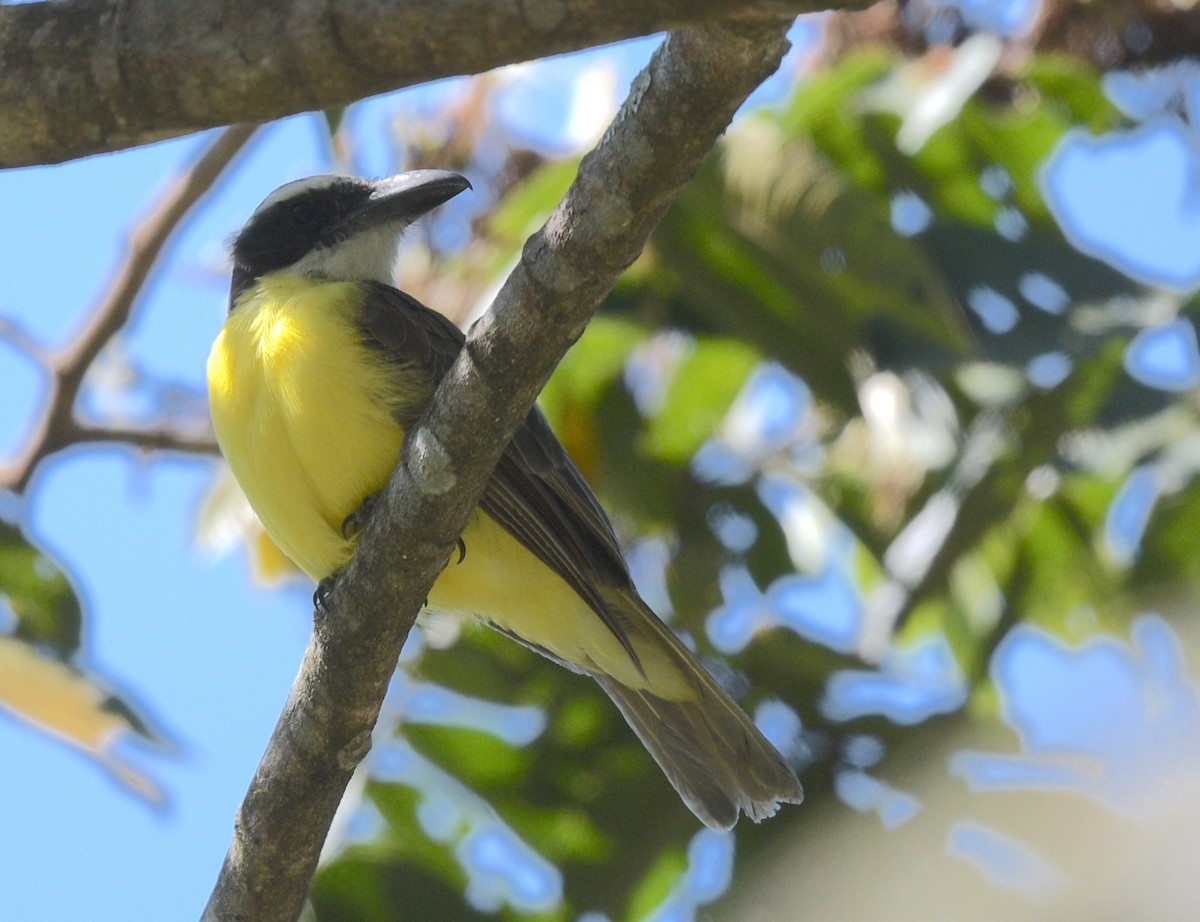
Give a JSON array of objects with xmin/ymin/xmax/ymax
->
[{"xmin": 3, "ymin": 22, "xmax": 1200, "ymax": 922}]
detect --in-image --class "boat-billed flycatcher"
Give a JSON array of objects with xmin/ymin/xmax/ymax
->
[{"xmin": 207, "ymin": 170, "xmax": 803, "ymax": 830}]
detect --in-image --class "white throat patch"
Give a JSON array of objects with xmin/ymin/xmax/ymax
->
[{"xmin": 289, "ymin": 223, "xmax": 402, "ymax": 286}]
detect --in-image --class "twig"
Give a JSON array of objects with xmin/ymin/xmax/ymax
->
[
  {"xmin": 200, "ymin": 17, "xmax": 795, "ymax": 922},
  {"xmin": 0, "ymin": 124, "xmax": 257, "ymax": 493},
  {"xmin": 71, "ymin": 423, "xmax": 220, "ymax": 457},
  {"xmin": 0, "ymin": 316, "xmax": 49, "ymax": 363}
]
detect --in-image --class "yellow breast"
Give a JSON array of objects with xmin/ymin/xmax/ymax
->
[{"xmin": 207, "ymin": 276, "xmax": 416, "ymax": 580}]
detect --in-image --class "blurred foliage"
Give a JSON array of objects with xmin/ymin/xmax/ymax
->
[
  {"xmin": 313, "ymin": 45, "xmax": 1200, "ymax": 922},
  {"xmin": 0, "ymin": 520, "xmax": 160, "ymax": 798}
]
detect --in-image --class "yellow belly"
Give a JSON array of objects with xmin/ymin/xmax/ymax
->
[
  {"xmin": 429, "ymin": 511, "xmax": 655, "ymax": 689},
  {"xmin": 207, "ymin": 276, "xmax": 665, "ymax": 692}
]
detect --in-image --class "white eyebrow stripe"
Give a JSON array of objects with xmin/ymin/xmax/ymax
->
[{"xmin": 250, "ymin": 175, "xmax": 349, "ymax": 218}]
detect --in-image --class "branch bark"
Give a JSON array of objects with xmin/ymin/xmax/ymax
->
[
  {"xmin": 200, "ymin": 16, "xmax": 795, "ymax": 922},
  {"xmin": 0, "ymin": 125, "xmax": 251, "ymax": 493},
  {"xmin": 0, "ymin": 0, "xmax": 840, "ymax": 169}
]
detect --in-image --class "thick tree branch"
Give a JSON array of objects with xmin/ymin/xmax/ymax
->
[
  {"xmin": 7, "ymin": 0, "xmax": 1200, "ymax": 169},
  {"xmin": 200, "ymin": 17, "xmax": 795, "ymax": 922},
  {"xmin": 0, "ymin": 0, "xmax": 841, "ymax": 169},
  {"xmin": 0, "ymin": 125, "xmax": 252, "ymax": 493}
]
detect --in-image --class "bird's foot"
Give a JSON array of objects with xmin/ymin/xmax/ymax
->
[
  {"xmin": 341, "ymin": 493, "xmax": 380, "ymax": 540},
  {"xmin": 314, "ymin": 575, "xmax": 339, "ymax": 615}
]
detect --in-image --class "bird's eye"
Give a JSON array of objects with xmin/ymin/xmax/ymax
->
[{"xmin": 290, "ymin": 201, "xmax": 317, "ymax": 225}]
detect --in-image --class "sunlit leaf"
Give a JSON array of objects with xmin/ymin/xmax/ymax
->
[{"xmin": 0, "ymin": 636, "xmax": 161, "ymax": 802}]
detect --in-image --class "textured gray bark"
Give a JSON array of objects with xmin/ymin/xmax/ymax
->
[
  {"xmin": 0, "ymin": 0, "xmax": 836, "ymax": 167},
  {"xmin": 199, "ymin": 16, "xmax": 794, "ymax": 922}
]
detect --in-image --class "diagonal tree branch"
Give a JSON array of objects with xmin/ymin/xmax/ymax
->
[
  {"xmin": 200, "ymin": 16, "xmax": 795, "ymax": 922},
  {"xmin": 0, "ymin": 125, "xmax": 253, "ymax": 494},
  {"xmin": 0, "ymin": 0, "xmax": 838, "ymax": 169}
]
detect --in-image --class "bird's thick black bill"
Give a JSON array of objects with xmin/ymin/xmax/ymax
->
[{"xmin": 327, "ymin": 170, "xmax": 472, "ymax": 243}]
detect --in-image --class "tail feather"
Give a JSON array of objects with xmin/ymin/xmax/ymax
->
[
  {"xmin": 484, "ymin": 591, "xmax": 803, "ymax": 830},
  {"xmin": 591, "ymin": 598, "xmax": 804, "ymax": 831},
  {"xmin": 593, "ymin": 673, "xmax": 802, "ymax": 830}
]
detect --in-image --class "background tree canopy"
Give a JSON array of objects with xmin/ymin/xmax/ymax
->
[{"xmin": 2, "ymin": 2, "xmax": 1200, "ymax": 920}]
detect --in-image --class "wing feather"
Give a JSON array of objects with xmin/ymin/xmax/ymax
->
[{"xmin": 357, "ymin": 283, "xmax": 639, "ymax": 661}]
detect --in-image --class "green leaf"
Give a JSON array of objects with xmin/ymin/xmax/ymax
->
[
  {"xmin": 0, "ymin": 521, "xmax": 82, "ymax": 656},
  {"xmin": 487, "ymin": 159, "xmax": 581, "ymax": 273},
  {"xmin": 625, "ymin": 844, "xmax": 687, "ymax": 922},
  {"xmin": 541, "ymin": 315, "xmax": 644, "ymax": 431},
  {"xmin": 1025, "ymin": 54, "xmax": 1119, "ymax": 133},
  {"xmin": 641, "ymin": 337, "xmax": 760, "ymax": 464},
  {"xmin": 406, "ymin": 724, "xmax": 533, "ymax": 789}
]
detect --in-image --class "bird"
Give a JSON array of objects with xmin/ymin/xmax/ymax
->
[{"xmin": 207, "ymin": 170, "xmax": 803, "ymax": 831}]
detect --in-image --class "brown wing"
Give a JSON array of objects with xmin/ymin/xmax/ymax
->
[{"xmin": 357, "ymin": 282, "xmax": 640, "ymax": 663}]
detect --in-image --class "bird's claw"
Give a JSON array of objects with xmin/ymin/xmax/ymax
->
[
  {"xmin": 342, "ymin": 493, "xmax": 380, "ymax": 540},
  {"xmin": 314, "ymin": 575, "xmax": 338, "ymax": 614}
]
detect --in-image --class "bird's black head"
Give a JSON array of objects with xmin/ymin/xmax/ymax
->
[{"xmin": 229, "ymin": 171, "xmax": 471, "ymax": 307}]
